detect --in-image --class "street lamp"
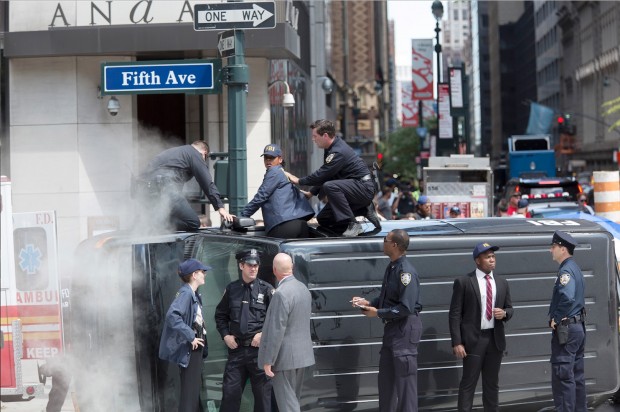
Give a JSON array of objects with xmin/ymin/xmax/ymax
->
[{"xmin": 431, "ymin": 0, "xmax": 444, "ymax": 151}]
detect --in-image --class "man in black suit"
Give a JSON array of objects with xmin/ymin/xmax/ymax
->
[{"xmin": 448, "ymin": 242, "xmax": 513, "ymax": 412}]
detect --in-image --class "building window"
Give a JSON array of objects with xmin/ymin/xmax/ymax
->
[{"xmin": 454, "ymin": 9, "xmax": 459, "ymax": 20}]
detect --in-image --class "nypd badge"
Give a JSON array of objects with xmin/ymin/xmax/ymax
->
[
  {"xmin": 559, "ymin": 273, "xmax": 571, "ymax": 286},
  {"xmin": 401, "ymin": 272, "xmax": 412, "ymax": 286},
  {"xmin": 325, "ymin": 153, "xmax": 335, "ymax": 163}
]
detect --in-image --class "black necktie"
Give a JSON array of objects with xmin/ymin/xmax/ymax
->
[
  {"xmin": 378, "ymin": 265, "xmax": 390, "ymax": 308},
  {"xmin": 239, "ymin": 283, "xmax": 251, "ymax": 336}
]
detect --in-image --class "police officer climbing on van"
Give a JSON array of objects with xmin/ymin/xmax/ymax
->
[
  {"xmin": 350, "ymin": 229, "xmax": 423, "ymax": 411},
  {"xmin": 548, "ymin": 230, "xmax": 586, "ymax": 412},
  {"xmin": 138, "ymin": 141, "xmax": 233, "ymax": 231},
  {"xmin": 215, "ymin": 250, "xmax": 274, "ymax": 412},
  {"xmin": 285, "ymin": 119, "xmax": 380, "ymax": 237}
]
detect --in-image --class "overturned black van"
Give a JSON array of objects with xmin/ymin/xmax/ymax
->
[{"xmin": 66, "ymin": 218, "xmax": 620, "ymax": 411}]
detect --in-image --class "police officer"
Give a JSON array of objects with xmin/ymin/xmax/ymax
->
[
  {"xmin": 350, "ymin": 229, "xmax": 423, "ymax": 411},
  {"xmin": 548, "ymin": 230, "xmax": 586, "ymax": 412},
  {"xmin": 285, "ymin": 119, "xmax": 380, "ymax": 237},
  {"xmin": 215, "ymin": 250, "xmax": 274, "ymax": 412},
  {"xmin": 140, "ymin": 141, "xmax": 233, "ymax": 231}
]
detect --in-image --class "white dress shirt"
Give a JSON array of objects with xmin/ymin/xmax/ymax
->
[{"xmin": 476, "ymin": 268, "xmax": 496, "ymax": 330}]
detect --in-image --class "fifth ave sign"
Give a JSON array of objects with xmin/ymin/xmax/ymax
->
[{"xmin": 194, "ymin": 2, "xmax": 276, "ymax": 31}]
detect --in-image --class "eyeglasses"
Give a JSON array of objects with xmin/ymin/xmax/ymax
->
[
  {"xmin": 578, "ymin": 198, "xmax": 586, "ymax": 203},
  {"xmin": 511, "ymin": 194, "xmax": 520, "ymax": 198},
  {"xmin": 383, "ymin": 236, "xmax": 395, "ymax": 244}
]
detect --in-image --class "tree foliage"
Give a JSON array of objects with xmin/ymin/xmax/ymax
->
[{"xmin": 379, "ymin": 127, "xmax": 421, "ymax": 181}]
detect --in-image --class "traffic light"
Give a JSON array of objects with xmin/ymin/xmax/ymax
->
[
  {"xmin": 377, "ymin": 152, "xmax": 384, "ymax": 167},
  {"xmin": 557, "ymin": 114, "xmax": 576, "ymax": 135}
]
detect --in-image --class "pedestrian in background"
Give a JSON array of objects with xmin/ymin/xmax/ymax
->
[
  {"xmin": 258, "ymin": 253, "xmax": 315, "ymax": 412},
  {"xmin": 159, "ymin": 258, "xmax": 210, "ymax": 412},
  {"xmin": 548, "ymin": 231, "xmax": 586, "ymax": 412},
  {"xmin": 576, "ymin": 194, "xmax": 594, "ymax": 215},
  {"xmin": 448, "ymin": 206, "xmax": 461, "ymax": 218},
  {"xmin": 411, "ymin": 195, "xmax": 432, "ymax": 220},
  {"xmin": 351, "ymin": 229, "xmax": 423, "ymax": 411},
  {"xmin": 215, "ymin": 250, "xmax": 274, "ymax": 412},
  {"xmin": 139, "ymin": 141, "xmax": 233, "ymax": 231},
  {"xmin": 392, "ymin": 183, "xmax": 416, "ymax": 219},
  {"xmin": 377, "ymin": 186, "xmax": 394, "ymax": 220},
  {"xmin": 241, "ymin": 144, "xmax": 314, "ymax": 238},
  {"xmin": 448, "ymin": 243, "xmax": 513, "ymax": 412},
  {"xmin": 506, "ymin": 191, "xmax": 521, "ymax": 216},
  {"xmin": 496, "ymin": 199, "xmax": 509, "ymax": 217},
  {"xmin": 285, "ymin": 119, "xmax": 380, "ymax": 237}
]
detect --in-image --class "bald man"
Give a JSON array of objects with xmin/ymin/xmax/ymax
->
[{"xmin": 258, "ymin": 253, "xmax": 315, "ymax": 412}]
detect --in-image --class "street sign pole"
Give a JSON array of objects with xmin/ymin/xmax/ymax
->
[{"xmin": 225, "ymin": 29, "xmax": 248, "ymax": 215}]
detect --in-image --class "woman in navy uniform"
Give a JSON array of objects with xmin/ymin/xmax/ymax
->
[
  {"xmin": 214, "ymin": 250, "xmax": 274, "ymax": 412},
  {"xmin": 548, "ymin": 230, "xmax": 586, "ymax": 412},
  {"xmin": 350, "ymin": 229, "xmax": 423, "ymax": 411},
  {"xmin": 285, "ymin": 119, "xmax": 380, "ymax": 237},
  {"xmin": 241, "ymin": 144, "xmax": 314, "ymax": 238},
  {"xmin": 159, "ymin": 258, "xmax": 210, "ymax": 412}
]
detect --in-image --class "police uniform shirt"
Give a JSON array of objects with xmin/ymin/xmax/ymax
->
[
  {"xmin": 298, "ymin": 137, "xmax": 370, "ymax": 192},
  {"xmin": 144, "ymin": 145, "xmax": 224, "ymax": 210},
  {"xmin": 215, "ymin": 279, "xmax": 274, "ymax": 339},
  {"xmin": 549, "ymin": 257, "xmax": 585, "ymax": 325},
  {"xmin": 371, "ymin": 255, "xmax": 422, "ymax": 320}
]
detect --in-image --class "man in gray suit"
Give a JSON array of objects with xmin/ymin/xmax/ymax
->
[{"xmin": 258, "ymin": 253, "xmax": 315, "ymax": 412}]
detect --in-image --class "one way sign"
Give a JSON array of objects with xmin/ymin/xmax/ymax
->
[{"xmin": 194, "ymin": 2, "xmax": 276, "ymax": 31}]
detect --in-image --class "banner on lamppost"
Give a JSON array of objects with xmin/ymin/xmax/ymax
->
[
  {"xmin": 449, "ymin": 67, "xmax": 464, "ymax": 109},
  {"xmin": 438, "ymin": 83, "xmax": 453, "ymax": 139},
  {"xmin": 402, "ymin": 82, "xmax": 436, "ymax": 127},
  {"xmin": 411, "ymin": 39, "xmax": 434, "ymax": 101}
]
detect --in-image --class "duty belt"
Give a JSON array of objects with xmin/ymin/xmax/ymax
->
[
  {"xmin": 359, "ymin": 174, "xmax": 372, "ymax": 182},
  {"xmin": 236, "ymin": 337, "xmax": 255, "ymax": 347},
  {"xmin": 561, "ymin": 314, "xmax": 585, "ymax": 326}
]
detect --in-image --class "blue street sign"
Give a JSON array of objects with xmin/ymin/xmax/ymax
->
[{"xmin": 101, "ymin": 59, "xmax": 222, "ymax": 95}]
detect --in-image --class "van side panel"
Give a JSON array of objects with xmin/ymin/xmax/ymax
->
[{"xmin": 286, "ymin": 231, "xmax": 619, "ymax": 410}]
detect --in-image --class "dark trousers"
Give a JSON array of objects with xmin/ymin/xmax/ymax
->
[
  {"xmin": 169, "ymin": 192, "xmax": 201, "ymax": 232},
  {"xmin": 551, "ymin": 323, "xmax": 586, "ymax": 412},
  {"xmin": 267, "ymin": 219, "xmax": 309, "ymax": 239},
  {"xmin": 378, "ymin": 315, "xmax": 422, "ymax": 412},
  {"xmin": 457, "ymin": 329, "xmax": 502, "ymax": 412},
  {"xmin": 317, "ymin": 179, "xmax": 374, "ymax": 230},
  {"xmin": 221, "ymin": 346, "xmax": 272, "ymax": 412},
  {"xmin": 179, "ymin": 348, "xmax": 204, "ymax": 412}
]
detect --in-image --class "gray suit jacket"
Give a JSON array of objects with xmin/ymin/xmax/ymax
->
[{"xmin": 258, "ymin": 275, "xmax": 315, "ymax": 371}]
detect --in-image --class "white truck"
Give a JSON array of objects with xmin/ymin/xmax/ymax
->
[{"xmin": 423, "ymin": 155, "xmax": 494, "ymax": 218}]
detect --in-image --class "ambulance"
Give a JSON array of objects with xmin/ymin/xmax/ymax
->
[{"xmin": 1, "ymin": 176, "xmax": 62, "ymax": 399}]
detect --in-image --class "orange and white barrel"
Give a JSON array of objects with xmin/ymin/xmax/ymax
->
[{"xmin": 593, "ymin": 171, "xmax": 620, "ymax": 222}]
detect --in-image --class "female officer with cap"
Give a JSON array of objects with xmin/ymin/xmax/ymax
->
[
  {"xmin": 159, "ymin": 258, "xmax": 211, "ymax": 412},
  {"xmin": 242, "ymin": 144, "xmax": 314, "ymax": 238},
  {"xmin": 548, "ymin": 230, "xmax": 586, "ymax": 412}
]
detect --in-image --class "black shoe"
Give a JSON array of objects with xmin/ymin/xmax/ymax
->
[
  {"xmin": 366, "ymin": 204, "xmax": 382, "ymax": 229},
  {"xmin": 342, "ymin": 222, "xmax": 363, "ymax": 237}
]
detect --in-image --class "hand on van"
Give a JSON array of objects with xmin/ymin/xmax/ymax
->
[{"xmin": 453, "ymin": 344, "xmax": 467, "ymax": 359}]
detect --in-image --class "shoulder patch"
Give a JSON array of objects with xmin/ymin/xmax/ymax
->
[
  {"xmin": 325, "ymin": 153, "xmax": 335, "ymax": 163},
  {"xmin": 559, "ymin": 273, "xmax": 571, "ymax": 286},
  {"xmin": 401, "ymin": 272, "xmax": 412, "ymax": 286}
]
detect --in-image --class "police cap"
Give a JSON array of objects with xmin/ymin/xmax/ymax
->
[
  {"xmin": 551, "ymin": 230, "xmax": 576, "ymax": 254},
  {"xmin": 450, "ymin": 205, "xmax": 461, "ymax": 214},
  {"xmin": 178, "ymin": 258, "xmax": 211, "ymax": 277},
  {"xmin": 261, "ymin": 144, "xmax": 282, "ymax": 157},
  {"xmin": 236, "ymin": 249, "xmax": 261, "ymax": 265},
  {"xmin": 473, "ymin": 242, "xmax": 499, "ymax": 259}
]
